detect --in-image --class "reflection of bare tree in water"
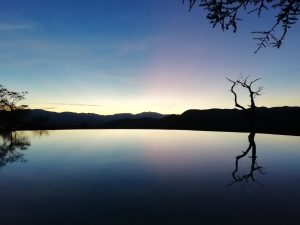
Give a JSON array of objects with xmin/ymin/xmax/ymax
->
[
  {"xmin": 0, "ymin": 132, "xmax": 30, "ymax": 167},
  {"xmin": 228, "ymin": 131, "xmax": 264, "ymax": 186},
  {"xmin": 227, "ymin": 76, "xmax": 265, "ymax": 186}
]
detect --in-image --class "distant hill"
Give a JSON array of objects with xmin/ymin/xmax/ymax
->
[
  {"xmin": 3, "ymin": 107, "xmax": 300, "ymax": 135},
  {"xmin": 100, "ymin": 107, "xmax": 300, "ymax": 136},
  {"xmin": 23, "ymin": 109, "xmax": 166, "ymax": 129}
]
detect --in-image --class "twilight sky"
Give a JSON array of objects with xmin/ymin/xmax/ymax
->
[{"xmin": 0, "ymin": 0, "xmax": 299, "ymax": 115}]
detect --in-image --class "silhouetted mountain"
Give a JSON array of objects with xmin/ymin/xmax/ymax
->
[
  {"xmin": 2, "ymin": 107, "xmax": 299, "ymax": 135},
  {"xmin": 23, "ymin": 109, "xmax": 166, "ymax": 129},
  {"xmin": 100, "ymin": 107, "xmax": 300, "ymax": 136}
]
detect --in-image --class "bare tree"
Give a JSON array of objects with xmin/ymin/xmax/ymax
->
[
  {"xmin": 183, "ymin": 0, "xmax": 300, "ymax": 53},
  {"xmin": 224, "ymin": 77, "xmax": 264, "ymax": 186},
  {"xmin": 226, "ymin": 77, "xmax": 264, "ymax": 186},
  {"xmin": 227, "ymin": 76, "xmax": 263, "ymax": 129}
]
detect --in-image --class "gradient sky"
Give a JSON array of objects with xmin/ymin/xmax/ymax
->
[{"xmin": 0, "ymin": 0, "xmax": 299, "ymax": 115}]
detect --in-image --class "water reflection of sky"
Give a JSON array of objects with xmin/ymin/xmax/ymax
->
[{"xmin": 0, "ymin": 130, "xmax": 299, "ymax": 225}]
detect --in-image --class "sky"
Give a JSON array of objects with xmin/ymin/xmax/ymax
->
[{"xmin": 0, "ymin": 0, "xmax": 299, "ymax": 115}]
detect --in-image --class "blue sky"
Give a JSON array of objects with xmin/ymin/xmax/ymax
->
[{"xmin": 0, "ymin": 0, "xmax": 299, "ymax": 114}]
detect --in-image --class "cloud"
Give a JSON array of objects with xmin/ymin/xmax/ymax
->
[
  {"xmin": 0, "ymin": 22, "xmax": 34, "ymax": 31},
  {"xmin": 29, "ymin": 103, "xmax": 106, "ymax": 107}
]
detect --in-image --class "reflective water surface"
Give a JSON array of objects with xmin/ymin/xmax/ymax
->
[{"xmin": 0, "ymin": 130, "xmax": 299, "ymax": 225}]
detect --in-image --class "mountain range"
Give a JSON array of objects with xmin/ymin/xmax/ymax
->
[
  {"xmin": 21, "ymin": 107, "xmax": 300, "ymax": 135},
  {"xmin": 25, "ymin": 109, "xmax": 166, "ymax": 128}
]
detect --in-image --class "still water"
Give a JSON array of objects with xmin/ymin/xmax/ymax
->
[{"xmin": 0, "ymin": 130, "xmax": 299, "ymax": 225}]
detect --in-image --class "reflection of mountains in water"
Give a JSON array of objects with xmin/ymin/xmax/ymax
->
[{"xmin": 16, "ymin": 107, "xmax": 300, "ymax": 135}]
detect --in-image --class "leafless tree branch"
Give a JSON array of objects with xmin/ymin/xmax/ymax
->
[{"xmin": 183, "ymin": 0, "xmax": 300, "ymax": 53}]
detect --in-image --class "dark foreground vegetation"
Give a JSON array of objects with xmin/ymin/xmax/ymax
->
[{"xmin": 1, "ymin": 106, "xmax": 299, "ymax": 136}]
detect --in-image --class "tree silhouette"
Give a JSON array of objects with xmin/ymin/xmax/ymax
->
[
  {"xmin": 0, "ymin": 85, "xmax": 28, "ymax": 130},
  {"xmin": 227, "ymin": 76, "xmax": 263, "ymax": 130},
  {"xmin": 0, "ymin": 85, "xmax": 28, "ymax": 111},
  {"xmin": 227, "ymin": 76, "xmax": 264, "ymax": 186},
  {"xmin": 183, "ymin": 0, "xmax": 300, "ymax": 53}
]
